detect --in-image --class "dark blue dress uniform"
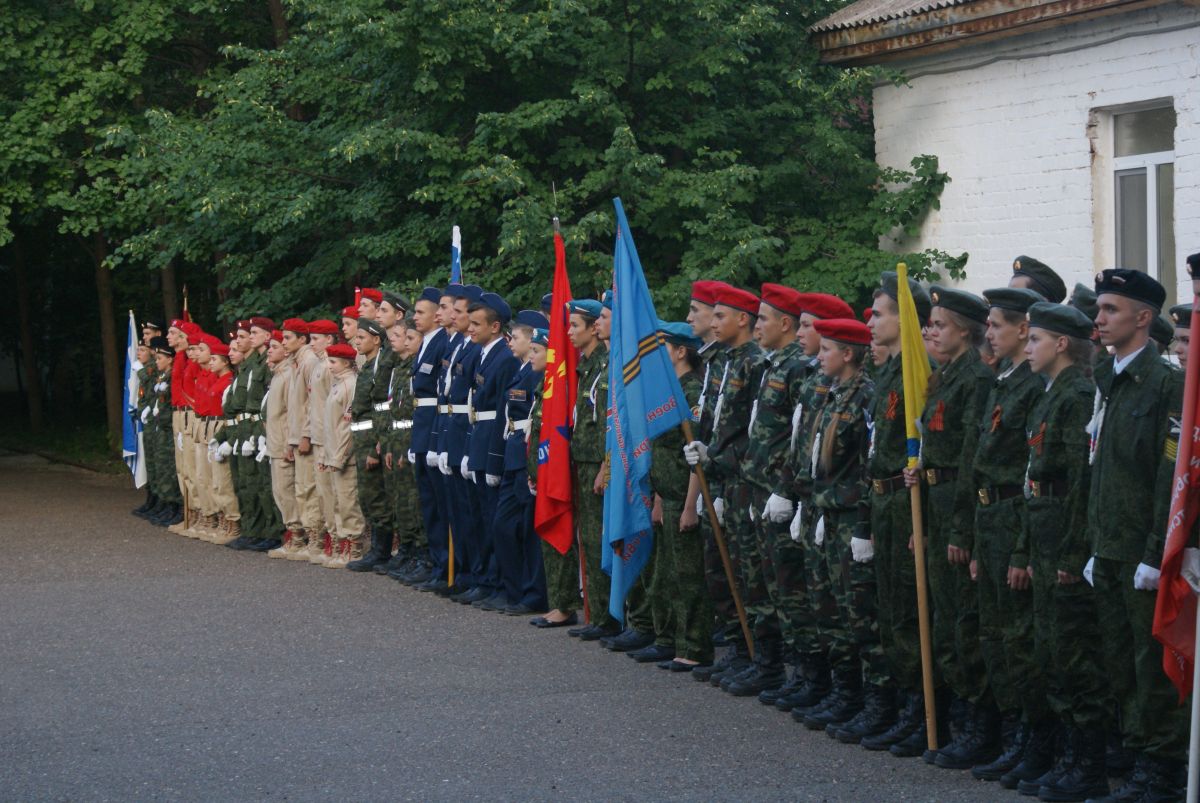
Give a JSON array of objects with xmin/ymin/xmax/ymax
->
[
  {"xmin": 491, "ymin": 362, "xmax": 548, "ymax": 610},
  {"xmin": 466, "ymin": 337, "xmax": 520, "ymax": 598},
  {"xmin": 412, "ymin": 325, "xmax": 450, "ymax": 582},
  {"xmin": 441, "ymin": 333, "xmax": 481, "ymax": 589}
]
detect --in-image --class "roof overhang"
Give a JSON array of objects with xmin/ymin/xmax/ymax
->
[{"xmin": 813, "ymin": 0, "xmax": 1177, "ymax": 65}]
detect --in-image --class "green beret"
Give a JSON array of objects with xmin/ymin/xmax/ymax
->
[
  {"xmin": 930, "ymin": 286, "xmax": 988, "ymax": 325},
  {"xmin": 983, "ymin": 287, "xmax": 1044, "ymax": 314},
  {"xmin": 1012, "ymin": 256, "xmax": 1066, "ymax": 303},
  {"xmin": 1027, "ymin": 301, "xmax": 1094, "ymax": 340},
  {"xmin": 567, "ymin": 299, "xmax": 602, "ymax": 320},
  {"xmin": 1069, "ymin": 282, "xmax": 1099, "ymax": 321},
  {"xmin": 880, "ymin": 271, "xmax": 931, "ymax": 322},
  {"xmin": 1095, "ymin": 268, "xmax": 1166, "ymax": 311},
  {"xmin": 357, "ymin": 317, "xmax": 385, "ymax": 338},
  {"xmin": 1151, "ymin": 314, "xmax": 1175, "ymax": 348},
  {"xmin": 1170, "ymin": 303, "xmax": 1193, "ymax": 330}
]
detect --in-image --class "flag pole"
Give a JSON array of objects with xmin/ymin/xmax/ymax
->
[
  {"xmin": 448, "ymin": 525, "xmax": 455, "ymax": 588},
  {"xmin": 575, "ymin": 470, "xmax": 591, "ymax": 623},
  {"xmin": 910, "ymin": 482, "xmax": 937, "ymax": 748},
  {"xmin": 681, "ymin": 419, "xmax": 755, "ymax": 660},
  {"xmin": 1189, "ymin": 601, "xmax": 1200, "ymax": 802}
]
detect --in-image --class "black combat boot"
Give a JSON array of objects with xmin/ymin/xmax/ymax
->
[
  {"xmin": 759, "ymin": 664, "xmax": 804, "ymax": 706},
  {"xmin": 774, "ymin": 655, "xmax": 832, "ymax": 712},
  {"xmin": 863, "ymin": 691, "xmax": 922, "ymax": 751},
  {"xmin": 348, "ymin": 526, "xmax": 392, "ymax": 571},
  {"xmin": 725, "ymin": 640, "xmax": 786, "ymax": 697},
  {"xmin": 375, "ymin": 545, "xmax": 411, "ymax": 575},
  {"xmin": 832, "ymin": 684, "xmax": 896, "ymax": 744},
  {"xmin": 707, "ymin": 649, "xmax": 752, "ymax": 687},
  {"xmin": 801, "ymin": 676, "xmax": 862, "ymax": 731},
  {"xmin": 133, "ymin": 491, "xmax": 157, "ymax": 516},
  {"xmin": 1000, "ymin": 721, "xmax": 1058, "ymax": 789},
  {"xmin": 972, "ymin": 718, "xmax": 1029, "ymax": 781},
  {"xmin": 601, "ymin": 628, "xmax": 655, "ymax": 653},
  {"xmin": 1020, "ymin": 726, "xmax": 1073, "ymax": 796},
  {"xmin": 935, "ymin": 702, "xmax": 1002, "ymax": 769},
  {"xmin": 1037, "ymin": 728, "xmax": 1107, "ymax": 801},
  {"xmin": 1135, "ymin": 755, "xmax": 1186, "ymax": 803}
]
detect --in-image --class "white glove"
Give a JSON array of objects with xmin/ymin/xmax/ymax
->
[
  {"xmin": 764, "ymin": 493, "xmax": 794, "ymax": 524},
  {"xmin": 789, "ymin": 504, "xmax": 804, "ymax": 542},
  {"xmin": 241, "ymin": 439, "xmax": 255, "ymax": 457},
  {"xmin": 682, "ymin": 440, "xmax": 709, "ymax": 467},
  {"xmin": 438, "ymin": 452, "xmax": 451, "ymax": 476},
  {"xmin": 696, "ymin": 494, "xmax": 704, "ymax": 517},
  {"xmin": 851, "ymin": 537, "xmax": 874, "ymax": 563},
  {"xmin": 206, "ymin": 440, "xmax": 217, "ymax": 463},
  {"xmin": 814, "ymin": 515, "xmax": 826, "ymax": 546},
  {"xmin": 486, "ymin": 473, "xmax": 501, "ymax": 487},
  {"xmin": 176, "ymin": 432, "xmax": 184, "ymax": 451},
  {"xmin": 712, "ymin": 497, "xmax": 725, "ymax": 526},
  {"xmin": 407, "ymin": 450, "xmax": 415, "ymax": 464},
  {"xmin": 530, "ymin": 485, "xmax": 537, "ymax": 497},
  {"xmin": 460, "ymin": 456, "xmax": 470, "ymax": 480},
  {"xmin": 1082, "ymin": 557, "xmax": 1095, "ymax": 587},
  {"xmin": 425, "ymin": 450, "xmax": 438, "ymax": 467},
  {"xmin": 258, "ymin": 435, "xmax": 267, "ymax": 453},
  {"xmin": 748, "ymin": 504, "xmax": 757, "ymax": 522},
  {"xmin": 1133, "ymin": 562, "xmax": 1161, "ymax": 591},
  {"xmin": 1182, "ymin": 548, "xmax": 1200, "ymax": 593},
  {"xmin": 140, "ymin": 407, "xmax": 151, "ymax": 424},
  {"xmin": 255, "ymin": 447, "xmax": 267, "ymax": 463},
  {"xmin": 217, "ymin": 442, "xmax": 234, "ymax": 459}
]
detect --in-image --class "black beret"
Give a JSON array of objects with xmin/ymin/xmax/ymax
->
[
  {"xmin": 1094, "ymin": 268, "xmax": 1166, "ymax": 311},
  {"xmin": 381, "ymin": 290, "xmax": 410, "ymax": 312},
  {"xmin": 1151, "ymin": 314, "xmax": 1174, "ymax": 347},
  {"xmin": 142, "ymin": 319, "xmax": 165, "ymax": 332},
  {"xmin": 150, "ymin": 335, "xmax": 174, "ymax": 357},
  {"xmin": 930, "ymin": 286, "xmax": 988, "ymax": 325},
  {"xmin": 1187, "ymin": 253, "xmax": 1200, "ymax": 278},
  {"xmin": 880, "ymin": 271, "xmax": 931, "ymax": 322},
  {"xmin": 541, "ymin": 293, "xmax": 554, "ymax": 313},
  {"xmin": 357, "ymin": 318, "xmax": 385, "ymax": 338},
  {"xmin": 983, "ymin": 287, "xmax": 1044, "ymax": 314},
  {"xmin": 1026, "ymin": 301, "xmax": 1094, "ymax": 340},
  {"xmin": 1011, "ymin": 256, "xmax": 1066, "ymax": 303},
  {"xmin": 1170, "ymin": 303, "xmax": 1194, "ymax": 330},
  {"xmin": 1069, "ymin": 282, "xmax": 1099, "ymax": 321}
]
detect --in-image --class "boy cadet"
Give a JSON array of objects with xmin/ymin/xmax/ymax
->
[
  {"xmin": 147, "ymin": 337, "xmax": 183, "ymax": 525},
  {"xmin": 1169, "ymin": 302, "xmax": 1192, "ymax": 370},
  {"xmin": 347, "ymin": 317, "xmax": 395, "ymax": 571},
  {"xmin": 217, "ymin": 322, "xmax": 255, "ymax": 545},
  {"xmin": 132, "ymin": 340, "xmax": 157, "ymax": 516},
  {"xmin": 340, "ymin": 306, "xmax": 360, "ymax": 348},
  {"xmin": 282, "ymin": 319, "xmax": 324, "ymax": 559},
  {"xmin": 969, "ymin": 287, "xmax": 1052, "ymax": 785},
  {"xmin": 320, "ymin": 342, "xmax": 365, "ymax": 567},
  {"xmin": 463, "ymin": 292, "xmax": 521, "ymax": 610},
  {"xmin": 491, "ymin": 310, "xmax": 550, "ymax": 614},
  {"xmin": 1150, "ymin": 315, "xmax": 1176, "ymax": 358},
  {"xmin": 230, "ymin": 318, "xmax": 277, "ymax": 551},
  {"xmin": 410, "ymin": 287, "xmax": 451, "ymax": 592},
  {"xmin": 566, "ymin": 298, "xmax": 616, "ymax": 639},
  {"xmin": 1087, "ymin": 268, "xmax": 1186, "ymax": 801},
  {"xmin": 386, "ymin": 321, "xmax": 432, "ymax": 585},
  {"xmin": 683, "ymin": 286, "xmax": 769, "ymax": 686},
  {"xmin": 859, "ymin": 271, "xmax": 935, "ymax": 758},
  {"xmin": 358, "ymin": 287, "xmax": 382, "ymax": 320},
  {"xmin": 1009, "ymin": 256, "xmax": 1067, "ymax": 304},
  {"xmin": 185, "ymin": 335, "xmax": 219, "ymax": 538},
  {"xmin": 202, "ymin": 341, "xmax": 239, "ymax": 544},
  {"xmin": 371, "ymin": 292, "xmax": 416, "ymax": 577},
  {"xmin": 304, "ymin": 319, "xmax": 340, "ymax": 563},
  {"xmin": 265, "ymin": 327, "xmax": 300, "ymax": 557}
]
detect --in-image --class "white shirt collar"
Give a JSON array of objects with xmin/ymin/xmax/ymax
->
[
  {"xmin": 417, "ymin": 328, "xmax": 439, "ymax": 362},
  {"xmin": 1114, "ymin": 345, "xmax": 1146, "ymax": 375},
  {"xmin": 479, "ymin": 337, "xmax": 501, "ymax": 361}
]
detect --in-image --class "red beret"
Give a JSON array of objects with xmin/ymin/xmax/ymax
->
[
  {"xmin": 326, "ymin": 343, "xmax": 357, "ymax": 361},
  {"xmin": 210, "ymin": 341, "xmax": 230, "ymax": 357},
  {"xmin": 814, "ymin": 318, "xmax": 871, "ymax": 346},
  {"xmin": 714, "ymin": 286, "xmax": 760, "ymax": 316},
  {"xmin": 759, "ymin": 283, "xmax": 804, "ymax": 318},
  {"xmin": 198, "ymin": 333, "xmax": 223, "ymax": 350},
  {"xmin": 340, "ymin": 306, "xmax": 360, "ymax": 320},
  {"xmin": 862, "ymin": 307, "xmax": 873, "ymax": 323},
  {"xmin": 796, "ymin": 293, "xmax": 854, "ymax": 320},
  {"xmin": 270, "ymin": 329, "xmax": 283, "ymax": 343},
  {"xmin": 236, "ymin": 319, "xmax": 253, "ymax": 333},
  {"xmin": 249, "ymin": 316, "xmax": 276, "ymax": 332},
  {"xmin": 282, "ymin": 318, "xmax": 309, "ymax": 335},
  {"xmin": 179, "ymin": 322, "xmax": 202, "ymax": 340},
  {"xmin": 306, "ymin": 319, "xmax": 339, "ymax": 336},
  {"xmin": 691, "ymin": 280, "xmax": 731, "ymax": 306},
  {"xmin": 360, "ymin": 288, "xmax": 383, "ymax": 303}
]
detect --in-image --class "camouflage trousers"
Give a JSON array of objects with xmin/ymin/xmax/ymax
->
[
  {"xmin": 627, "ymin": 544, "xmax": 659, "ymax": 634},
  {"xmin": 147, "ymin": 422, "xmax": 181, "ymax": 504},
  {"xmin": 541, "ymin": 537, "xmax": 581, "ymax": 613},
  {"xmin": 702, "ymin": 478, "xmax": 738, "ymax": 647},
  {"xmin": 871, "ymin": 484, "xmax": 924, "ymax": 691},
  {"xmin": 725, "ymin": 480, "xmax": 766, "ymax": 654},
  {"xmin": 1029, "ymin": 497, "xmax": 1109, "ymax": 731},
  {"xmin": 818, "ymin": 508, "xmax": 890, "ymax": 687},
  {"xmin": 384, "ymin": 456, "xmax": 425, "ymax": 552},
  {"xmin": 976, "ymin": 497, "xmax": 1045, "ymax": 722},
  {"xmin": 649, "ymin": 499, "xmax": 713, "ymax": 663},
  {"xmin": 354, "ymin": 435, "xmax": 390, "ymax": 529},
  {"xmin": 926, "ymin": 481, "xmax": 987, "ymax": 705},
  {"xmin": 1094, "ymin": 557, "xmax": 1188, "ymax": 762},
  {"xmin": 575, "ymin": 461, "xmax": 614, "ymax": 628},
  {"xmin": 750, "ymin": 486, "xmax": 821, "ymax": 665}
]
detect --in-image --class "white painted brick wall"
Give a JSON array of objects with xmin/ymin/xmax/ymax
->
[{"xmin": 873, "ymin": 2, "xmax": 1200, "ymax": 303}]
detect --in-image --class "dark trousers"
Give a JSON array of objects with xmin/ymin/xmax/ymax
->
[
  {"xmin": 417, "ymin": 455, "xmax": 450, "ymax": 576},
  {"xmin": 472, "ymin": 473, "xmax": 500, "ymax": 593},
  {"xmin": 493, "ymin": 470, "xmax": 546, "ymax": 608}
]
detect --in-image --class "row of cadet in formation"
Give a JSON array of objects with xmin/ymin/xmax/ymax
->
[{"xmin": 129, "ymin": 254, "xmax": 1200, "ymax": 803}]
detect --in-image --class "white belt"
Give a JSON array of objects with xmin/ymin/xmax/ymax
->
[
  {"xmin": 350, "ymin": 420, "xmax": 373, "ymax": 432},
  {"xmin": 236, "ymin": 413, "xmax": 261, "ymax": 422},
  {"xmin": 511, "ymin": 419, "xmax": 530, "ymax": 432},
  {"xmin": 438, "ymin": 404, "xmax": 451, "ymax": 414},
  {"xmin": 392, "ymin": 420, "xmax": 413, "ymax": 430},
  {"xmin": 416, "ymin": 398, "xmax": 438, "ymax": 408},
  {"xmin": 373, "ymin": 402, "xmax": 390, "ymax": 412},
  {"xmin": 450, "ymin": 404, "xmax": 470, "ymax": 414},
  {"xmin": 473, "ymin": 411, "xmax": 497, "ymax": 421},
  {"xmin": 224, "ymin": 419, "xmax": 236, "ymax": 426}
]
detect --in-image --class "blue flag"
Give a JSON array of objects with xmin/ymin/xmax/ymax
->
[
  {"xmin": 450, "ymin": 225, "xmax": 462, "ymax": 283},
  {"xmin": 121, "ymin": 311, "xmax": 147, "ymax": 488},
  {"xmin": 602, "ymin": 197, "xmax": 694, "ymax": 623}
]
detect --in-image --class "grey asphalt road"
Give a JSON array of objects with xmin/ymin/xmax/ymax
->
[{"xmin": 0, "ymin": 451, "xmax": 996, "ymax": 802}]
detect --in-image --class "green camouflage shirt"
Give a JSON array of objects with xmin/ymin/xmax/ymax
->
[
  {"xmin": 706, "ymin": 339, "xmax": 767, "ymax": 483},
  {"xmin": 866, "ymin": 354, "xmax": 908, "ymax": 479},
  {"xmin": 696, "ymin": 340, "xmax": 727, "ymax": 442},
  {"xmin": 742, "ymin": 341, "xmax": 812, "ymax": 494},
  {"xmin": 808, "ymin": 369, "xmax": 874, "ymax": 528},
  {"xmin": 651, "ymin": 371, "xmax": 701, "ymax": 502},
  {"xmin": 383, "ymin": 354, "xmax": 415, "ymax": 455},
  {"xmin": 572, "ymin": 346, "xmax": 608, "ymax": 465}
]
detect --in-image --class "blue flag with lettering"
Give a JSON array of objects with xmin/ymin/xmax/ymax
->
[{"xmin": 602, "ymin": 198, "xmax": 694, "ymax": 624}]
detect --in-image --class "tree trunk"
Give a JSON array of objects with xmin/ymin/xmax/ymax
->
[
  {"xmin": 161, "ymin": 259, "xmax": 180, "ymax": 322},
  {"xmin": 265, "ymin": 0, "xmax": 289, "ymax": 46},
  {"xmin": 92, "ymin": 231, "xmax": 122, "ymax": 450},
  {"xmin": 11, "ymin": 235, "xmax": 45, "ymax": 432}
]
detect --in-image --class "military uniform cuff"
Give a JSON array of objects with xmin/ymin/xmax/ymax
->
[{"xmin": 1009, "ymin": 552, "xmax": 1029, "ymax": 570}]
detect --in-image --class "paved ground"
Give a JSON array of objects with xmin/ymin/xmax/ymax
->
[{"xmin": 0, "ymin": 451, "xmax": 997, "ymax": 801}]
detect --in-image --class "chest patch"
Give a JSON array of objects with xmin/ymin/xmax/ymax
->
[{"xmin": 927, "ymin": 400, "xmax": 945, "ymax": 432}]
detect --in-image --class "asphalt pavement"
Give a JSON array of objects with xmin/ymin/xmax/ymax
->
[{"xmin": 0, "ymin": 450, "xmax": 996, "ymax": 801}]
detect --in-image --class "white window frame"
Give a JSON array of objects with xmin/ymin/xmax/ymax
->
[{"xmin": 1113, "ymin": 149, "xmax": 1173, "ymax": 278}]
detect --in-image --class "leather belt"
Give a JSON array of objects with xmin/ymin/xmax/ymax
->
[
  {"xmin": 373, "ymin": 402, "xmax": 391, "ymax": 412},
  {"xmin": 977, "ymin": 484, "xmax": 1023, "ymax": 506},
  {"xmin": 350, "ymin": 420, "xmax": 373, "ymax": 432},
  {"xmin": 473, "ymin": 411, "xmax": 497, "ymax": 421},
  {"xmin": 924, "ymin": 467, "xmax": 958, "ymax": 486},
  {"xmin": 1027, "ymin": 478, "xmax": 1067, "ymax": 498},
  {"xmin": 871, "ymin": 475, "xmax": 906, "ymax": 495},
  {"xmin": 416, "ymin": 398, "xmax": 438, "ymax": 408},
  {"xmin": 392, "ymin": 420, "xmax": 413, "ymax": 430}
]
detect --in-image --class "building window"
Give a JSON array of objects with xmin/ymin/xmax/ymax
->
[{"xmin": 1113, "ymin": 105, "xmax": 1175, "ymax": 290}]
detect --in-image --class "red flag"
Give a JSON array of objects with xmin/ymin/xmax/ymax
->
[
  {"xmin": 182, "ymin": 286, "xmax": 192, "ymax": 323},
  {"xmin": 1155, "ymin": 296, "xmax": 1200, "ymax": 700},
  {"xmin": 534, "ymin": 232, "xmax": 578, "ymax": 554}
]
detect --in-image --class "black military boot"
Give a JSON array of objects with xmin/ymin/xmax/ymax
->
[
  {"xmin": 601, "ymin": 628, "xmax": 655, "ymax": 653},
  {"xmin": 348, "ymin": 526, "xmax": 392, "ymax": 571},
  {"xmin": 1105, "ymin": 730, "xmax": 1135, "ymax": 775},
  {"xmin": 1019, "ymin": 726, "xmax": 1073, "ymax": 796},
  {"xmin": 146, "ymin": 501, "xmax": 171, "ymax": 524},
  {"xmin": 375, "ymin": 545, "xmax": 411, "ymax": 575},
  {"xmin": 832, "ymin": 684, "xmax": 896, "ymax": 744},
  {"xmin": 133, "ymin": 491, "xmax": 156, "ymax": 516},
  {"xmin": 725, "ymin": 640, "xmax": 785, "ymax": 697},
  {"xmin": 1037, "ymin": 728, "xmax": 1108, "ymax": 801},
  {"xmin": 935, "ymin": 702, "xmax": 1002, "ymax": 770},
  {"xmin": 972, "ymin": 719, "xmax": 1029, "ymax": 781},
  {"xmin": 1135, "ymin": 755, "xmax": 1186, "ymax": 803},
  {"xmin": 775, "ymin": 655, "xmax": 832, "ymax": 712},
  {"xmin": 709, "ymin": 650, "xmax": 752, "ymax": 687},
  {"xmin": 159, "ymin": 503, "xmax": 184, "ymax": 527},
  {"xmin": 890, "ymin": 703, "xmax": 952, "ymax": 759},
  {"xmin": 759, "ymin": 664, "xmax": 804, "ymax": 706},
  {"xmin": 693, "ymin": 648, "xmax": 746, "ymax": 683},
  {"xmin": 862, "ymin": 691, "xmax": 922, "ymax": 751},
  {"xmin": 802, "ymin": 676, "xmax": 862, "ymax": 731},
  {"xmin": 1000, "ymin": 720, "xmax": 1058, "ymax": 789}
]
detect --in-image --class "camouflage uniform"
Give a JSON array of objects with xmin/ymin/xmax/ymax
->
[
  {"xmin": 383, "ymin": 354, "xmax": 424, "ymax": 556},
  {"xmin": 1089, "ymin": 347, "xmax": 1186, "ymax": 765},
  {"xmin": 530, "ymin": 389, "xmax": 582, "ymax": 613},
  {"xmin": 574, "ymin": 346, "xmax": 613, "ymax": 628},
  {"xmin": 147, "ymin": 367, "xmax": 181, "ymax": 505},
  {"xmin": 352, "ymin": 349, "xmax": 389, "ymax": 530},
  {"xmin": 919, "ymin": 349, "xmax": 993, "ymax": 707},
  {"xmin": 240, "ymin": 349, "xmax": 276, "ymax": 540},
  {"xmin": 971, "ymin": 360, "xmax": 1046, "ymax": 723},
  {"xmin": 648, "ymin": 371, "xmax": 712, "ymax": 662},
  {"xmin": 696, "ymin": 341, "xmax": 734, "ymax": 641}
]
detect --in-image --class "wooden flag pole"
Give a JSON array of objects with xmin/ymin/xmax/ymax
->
[
  {"xmin": 681, "ymin": 419, "xmax": 754, "ymax": 660},
  {"xmin": 910, "ymin": 482, "xmax": 938, "ymax": 749},
  {"xmin": 447, "ymin": 524, "xmax": 455, "ymax": 588}
]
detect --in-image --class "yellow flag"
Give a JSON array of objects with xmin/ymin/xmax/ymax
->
[{"xmin": 897, "ymin": 263, "xmax": 931, "ymax": 470}]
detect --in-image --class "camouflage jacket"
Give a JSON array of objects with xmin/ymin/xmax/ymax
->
[
  {"xmin": 526, "ymin": 387, "xmax": 544, "ymax": 482},
  {"xmin": 368, "ymin": 344, "xmax": 397, "ymax": 441},
  {"xmin": 696, "ymin": 340, "xmax": 727, "ymax": 442},
  {"xmin": 808, "ymin": 369, "xmax": 874, "ymax": 530},
  {"xmin": 866, "ymin": 353, "xmax": 908, "ymax": 480},
  {"xmin": 651, "ymin": 371, "xmax": 701, "ymax": 503},
  {"xmin": 351, "ymin": 348, "xmax": 383, "ymax": 454},
  {"xmin": 706, "ymin": 339, "xmax": 767, "ymax": 483},
  {"xmin": 572, "ymin": 346, "xmax": 608, "ymax": 465},
  {"xmin": 782, "ymin": 358, "xmax": 830, "ymax": 501},
  {"xmin": 382, "ymin": 355, "xmax": 415, "ymax": 457},
  {"xmin": 742, "ymin": 341, "xmax": 812, "ymax": 494},
  {"xmin": 1025, "ymin": 363, "xmax": 1094, "ymax": 574}
]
